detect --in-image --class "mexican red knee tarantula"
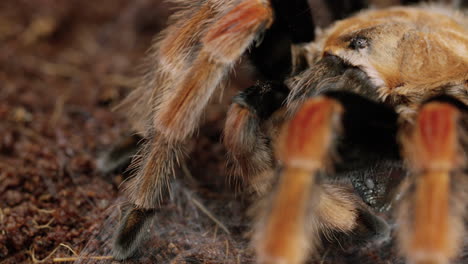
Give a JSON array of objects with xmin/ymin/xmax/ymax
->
[{"xmin": 104, "ymin": 0, "xmax": 468, "ymax": 263}]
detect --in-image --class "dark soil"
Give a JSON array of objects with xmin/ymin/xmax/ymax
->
[{"xmin": 0, "ymin": 1, "xmax": 466, "ymax": 264}]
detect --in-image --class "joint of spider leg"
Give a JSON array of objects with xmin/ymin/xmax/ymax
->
[
  {"xmin": 278, "ymin": 97, "xmax": 343, "ymax": 171},
  {"xmin": 408, "ymin": 102, "xmax": 464, "ymax": 173},
  {"xmin": 202, "ymin": 0, "xmax": 274, "ymax": 62},
  {"xmin": 398, "ymin": 99, "xmax": 467, "ymax": 264},
  {"xmin": 233, "ymin": 82, "xmax": 289, "ymax": 121}
]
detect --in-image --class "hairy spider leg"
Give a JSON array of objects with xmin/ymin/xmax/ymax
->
[
  {"xmin": 223, "ymin": 81, "xmax": 289, "ymax": 194},
  {"xmin": 254, "ymin": 91, "xmax": 399, "ymax": 264},
  {"xmin": 113, "ymin": 0, "xmax": 274, "ymax": 260},
  {"xmin": 399, "ymin": 97, "xmax": 467, "ymax": 264},
  {"xmin": 254, "ymin": 97, "xmax": 343, "ymax": 264},
  {"xmin": 155, "ymin": 0, "xmax": 274, "ymax": 142}
]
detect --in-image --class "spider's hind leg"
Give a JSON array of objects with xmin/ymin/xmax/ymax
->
[{"xmin": 399, "ymin": 96, "xmax": 468, "ymax": 264}]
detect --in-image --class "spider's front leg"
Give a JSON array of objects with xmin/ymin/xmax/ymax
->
[
  {"xmin": 399, "ymin": 97, "xmax": 468, "ymax": 264},
  {"xmin": 254, "ymin": 92, "xmax": 397, "ymax": 264},
  {"xmin": 255, "ymin": 96, "xmax": 343, "ymax": 264},
  {"xmin": 113, "ymin": 0, "xmax": 274, "ymax": 259}
]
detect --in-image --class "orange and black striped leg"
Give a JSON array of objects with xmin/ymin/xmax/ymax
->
[
  {"xmin": 224, "ymin": 81, "xmax": 289, "ymax": 194},
  {"xmin": 254, "ymin": 92, "xmax": 399, "ymax": 264},
  {"xmin": 398, "ymin": 96, "xmax": 467, "ymax": 264}
]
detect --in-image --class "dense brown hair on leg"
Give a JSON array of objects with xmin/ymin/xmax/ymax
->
[
  {"xmin": 119, "ymin": 0, "xmax": 274, "ymax": 141},
  {"xmin": 399, "ymin": 100, "xmax": 467, "ymax": 264},
  {"xmin": 223, "ymin": 81, "xmax": 289, "ymax": 194},
  {"xmin": 125, "ymin": 134, "xmax": 184, "ymax": 209},
  {"xmin": 120, "ymin": 0, "xmax": 279, "ymax": 213},
  {"xmin": 117, "ymin": 0, "xmax": 219, "ymax": 136},
  {"xmin": 113, "ymin": 1, "xmax": 275, "ymax": 260},
  {"xmin": 153, "ymin": 0, "xmax": 274, "ymax": 143},
  {"xmin": 223, "ymin": 104, "xmax": 274, "ymax": 194}
]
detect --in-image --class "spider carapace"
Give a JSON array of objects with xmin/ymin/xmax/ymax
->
[{"xmin": 104, "ymin": 1, "xmax": 468, "ymax": 263}]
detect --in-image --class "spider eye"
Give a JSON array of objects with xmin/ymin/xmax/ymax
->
[{"xmin": 349, "ymin": 36, "xmax": 369, "ymax": 50}]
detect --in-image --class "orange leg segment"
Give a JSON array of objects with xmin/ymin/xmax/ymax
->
[
  {"xmin": 401, "ymin": 102, "xmax": 463, "ymax": 264},
  {"xmin": 155, "ymin": 0, "xmax": 273, "ymax": 143},
  {"xmin": 255, "ymin": 97, "xmax": 343, "ymax": 264}
]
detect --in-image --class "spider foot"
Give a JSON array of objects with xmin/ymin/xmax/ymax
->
[
  {"xmin": 97, "ymin": 134, "xmax": 143, "ymax": 175},
  {"xmin": 112, "ymin": 205, "xmax": 157, "ymax": 260}
]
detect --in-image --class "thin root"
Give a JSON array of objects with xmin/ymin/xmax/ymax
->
[
  {"xmin": 29, "ymin": 242, "xmax": 112, "ymax": 263},
  {"xmin": 53, "ymin": 256, "xmax": 114, "ymax": 262},
  {"xmin": 32, "ymin": 218, "xmax": 54, "ymax": 229},
  {"xmin": 189, "ymin": 196, "xmax": 230, "ymax": 235}
]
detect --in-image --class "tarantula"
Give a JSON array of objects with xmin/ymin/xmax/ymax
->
[{"xmin": 105, "ymin": 1, "xmax": 468, "ymax": 263}]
